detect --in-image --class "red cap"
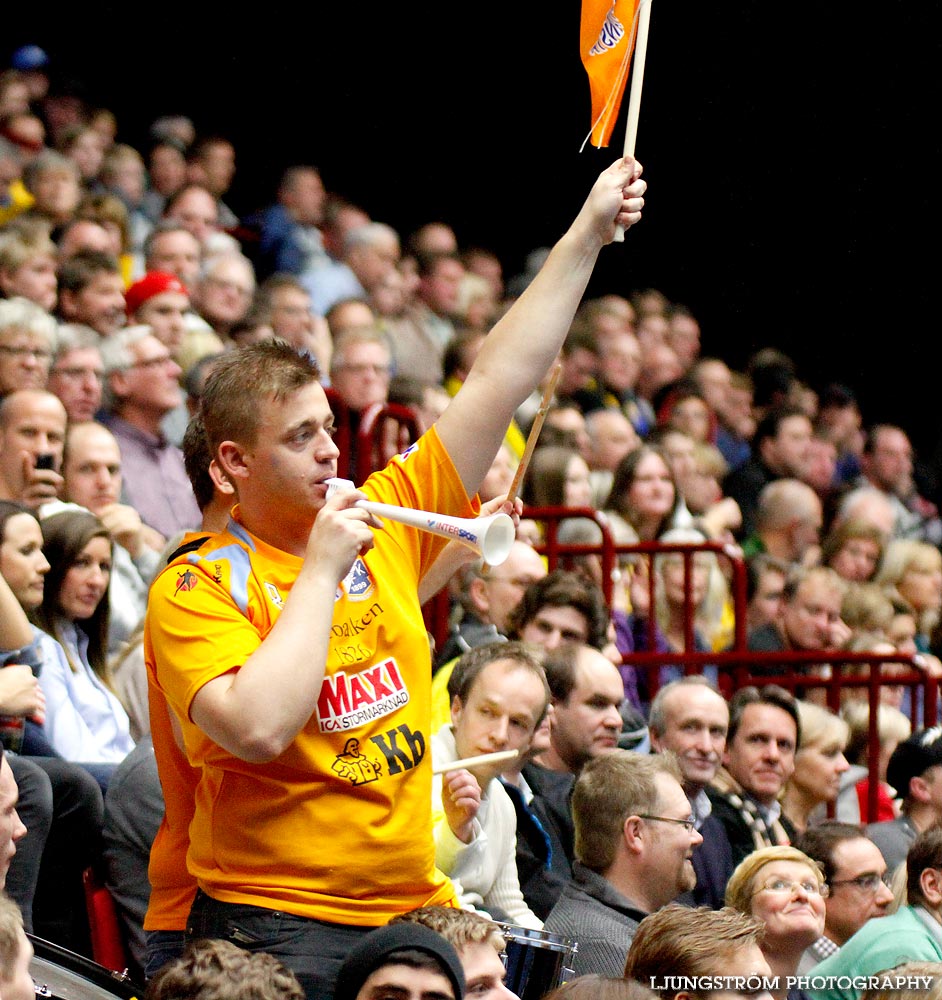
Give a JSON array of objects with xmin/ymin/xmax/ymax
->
[{"xmin": 125, "ymin": 271, "xmax": 189, "ymax": 316}]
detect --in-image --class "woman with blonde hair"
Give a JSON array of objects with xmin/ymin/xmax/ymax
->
[
  {"xmin": 876, "ymin": 540, "xmax": 942, "ymax": 649},
  {"xmin": 726, "ymin": 845, "xmax": 827, "ymax": 1000},
  {"xmin": 653, "ymin": 527, "xmax": 727, "ymax": 678},
  {"xmin": 840, "ymin": 700, "xmax": 911, "ymax": 822},
  {"xmin": 781, "ymin": 702, "xmax": 849, "ymax": 834}
]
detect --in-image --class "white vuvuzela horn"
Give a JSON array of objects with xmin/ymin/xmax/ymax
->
[{"xmin": 326, "ymin": 478, "xmax": 515, "ymax": 565}]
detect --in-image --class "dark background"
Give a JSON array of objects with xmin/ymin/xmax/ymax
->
[{"xmin": 6, "ymin": 4, "xmax": 942, "ymax": 454}]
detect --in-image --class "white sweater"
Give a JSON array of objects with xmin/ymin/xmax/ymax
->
[{"xmin": 431, "ymin": 725, "xmax": 542, "ymax": 929}]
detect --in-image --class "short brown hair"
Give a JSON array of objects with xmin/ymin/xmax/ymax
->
[
  {"xmin": 624, "ymin": 904, "xmax": 765, "ymax": 990},
  {"xmin": 447, "ymin": 641, "xmax": 548, "ymax": 718},
  {"xmin": 391, "ymin": 905, "xmax": 505, "ymax": 955},
  {"xmin": 506, "ymin": 570, "xmax": 610, "ymax": 653},
  {"xmin": 145, "ymin": 939, "xmax": 304, "ymax": 1000},
  {"xmin": 573, "ymin": 751, "xmax": 682, "ymax": 873},
  {"xmin": 727, "ymin": 685, "xmax": 801, "ymax": 750},
  {"xmin": 200, "ymin": 339, "xmax": 321, "ymax": 454}
]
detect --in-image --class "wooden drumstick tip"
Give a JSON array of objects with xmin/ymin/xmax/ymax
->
[{"xmin": 432, "ymin": 749, "xmax": 519, "ymax": 775}]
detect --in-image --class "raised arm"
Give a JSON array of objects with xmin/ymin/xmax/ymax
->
[{"xmin": 435, "ymin": 157, "xmax": 646, "ymax": 495}]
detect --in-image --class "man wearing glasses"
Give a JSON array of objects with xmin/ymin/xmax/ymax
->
[
  {"xmin": 794, "ymin": 822, "xmax": 894, "ymax": 972},
  {"xmin": 543, "ymin": 750, "xmax": 702, "ymax": 977},
  {"xmin": 100, "ymin": 326, "xmax": 200, "ymax": 536},
  {"xmin": 808, "ymin": 826, "xmax": 942, "ymax": 1000}
]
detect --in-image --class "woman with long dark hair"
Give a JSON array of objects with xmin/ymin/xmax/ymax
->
[
  {"xmin": 604, "ymin": 444, "xmax": 681, "ymax": 542},
  {"xmin": 31, "ymin": 509, "xmax": 133, "ymax": 775}
]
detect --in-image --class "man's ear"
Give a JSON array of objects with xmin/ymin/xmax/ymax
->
[
  {"xmin": 57, "ymin": 287, "xmax": 76, "ymax": 320},
  {"xmin": 910, "ymin": 774, "xmax": 931, "ymax": 805},
  {"xmin": 450, "ymin": 694, "xmax": 464, "ymax": 729},
  {"xmin": 108, "ymin": 369, "xmax": 131, "ymax": 403},
  {"xmin": 208, "ymin": 458, "xmax": 235, "ymax": 496},
  {"xmin": 468, "ymin": 576, "xmax": 489, "ymax": 616},
  {"xmin": 919, "ymin": 865, "xmax": 942, "ymax": 908},
  {"xmin": 623, "ymin": 814, "xmax": 644, "ymax": 854},
  {"xmin": 217, "ymin": 440, "xmax": 250, "ymax": 483}
]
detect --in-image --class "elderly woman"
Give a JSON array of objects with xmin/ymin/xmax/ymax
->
[
  {"xmin": 0, "ymin": 297, "xmax": 57, "ymax": 395},
  {"xmin": 726, "ymin": 845, "xmax": 827, "ymax": 1000},
  {"xmin": 780, "ymin": 701, "xmax": 850, "ymax": 834}
]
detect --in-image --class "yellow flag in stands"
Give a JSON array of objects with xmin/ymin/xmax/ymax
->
[{"xmin": 581, "ymin": 0, "xmax": 640, "ymax": 147}]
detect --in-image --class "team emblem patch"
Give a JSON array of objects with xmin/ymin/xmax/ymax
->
[
  {"xmin": 331, "ymin": 738, "xmax": 383, "ymax": 786},
  {"xmin": 173, "ymin": 569, "xmax": 198, "ymax": 595},
  {"xmin": 342, "ymin": 558, "xmax": 375, "ymax": 601}
]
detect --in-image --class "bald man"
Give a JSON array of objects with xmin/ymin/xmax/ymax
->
[
  {"xmin": 742, "ymin": 478, "xmax": 823, "ymax": 566},
  {"xmin": 0, "ymin": 389, "xmax": 66, "ymax": 508}
]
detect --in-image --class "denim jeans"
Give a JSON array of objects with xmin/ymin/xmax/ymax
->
[
  {"xmin": 186, "ymin": 890, "xmax": 373, "ymax": 1000},
  {"xmin": 144, "ymin": 929, "xmax": 187, "ymax": 980}
]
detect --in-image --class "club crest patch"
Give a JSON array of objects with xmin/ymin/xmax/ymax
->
[
  {"xmin": 342, "ymin": 558, "xmax": 375, "ymax": 601},
  {"xmin": 330, "ymin": 738, "xmax": 383, "ymax": 786},
  {"xmin": 173, "ymin": 569, "xmax": 198, "ymax": 595}
]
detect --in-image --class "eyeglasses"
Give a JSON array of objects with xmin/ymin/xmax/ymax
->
[
  {"xmin": 0, "ymin": 344, "xmax": 52, "ymax": 361},
  {"xmin": 829, "ymin": 872, "xmax": 891, "ymax": 892},
  {"xmin": 50, "ymin": 366, "xmax": 104, "ymax": 382},
  {"xmin": 637, "ymin": 814, "xmax": 697, "ymax": 834},
  {"xmin": 484, "ymin": 575, "xmax": 543, "ymax": 589},
  {"xmin": 205, "ymin": 277, "xmax": 253, "ymax": 298},
  {"xmin": 130, "ymin": 354, "xmax": 176, "ymax": 370},
  {"xmin": 754, "ymin": 878, "xmax": 829, "ymax": 898}
]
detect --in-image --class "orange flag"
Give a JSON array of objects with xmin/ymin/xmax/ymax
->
[{"xmin": 581, "ymin": 0, "xmax": 640, "ymax": 148}]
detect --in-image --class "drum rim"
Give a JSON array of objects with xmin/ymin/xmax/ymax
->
[
  {"xmin": 496, "ymin": 923, "xmax": 575, "ymax": 953},
  {"xmin": 29, "ymin": 934, "xmax": 141, "ymax": 999}
]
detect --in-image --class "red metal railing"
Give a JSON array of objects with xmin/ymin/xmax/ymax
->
[{"xmin": 520, "ymin": 504, "xmax": 938, "ymax": 822}]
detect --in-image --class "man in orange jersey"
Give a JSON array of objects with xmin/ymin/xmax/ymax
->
[{"xmin": 145, "ymin": 159, "xmax": 646, "ymax": 999}]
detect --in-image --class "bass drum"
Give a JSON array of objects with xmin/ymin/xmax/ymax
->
[{"xmin": 29, "ymin": 936, "xmax": 142, "ymax": 1000}]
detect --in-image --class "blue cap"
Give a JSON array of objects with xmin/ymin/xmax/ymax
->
[{"xmin": 11, "ymin": 45, "xmax": 49, "ymax": 72}]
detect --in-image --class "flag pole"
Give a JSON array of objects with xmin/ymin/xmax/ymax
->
[{"xmin": 613, "ymin": 0, "xmax": 652, "ymax": 243}]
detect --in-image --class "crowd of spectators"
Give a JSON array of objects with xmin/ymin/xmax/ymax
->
[{"xmin": 1, "ymin": 43, "xmax": 942, "ymax": 1000}]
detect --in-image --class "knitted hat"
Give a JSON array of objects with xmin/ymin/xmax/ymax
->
[
  {"xmin": 125, "ymin": 271, "xmax": 189, "ymax": 316},
  {"xmin": 334, "ymin": 923, "xmax": 465, "ymax": 1000}
]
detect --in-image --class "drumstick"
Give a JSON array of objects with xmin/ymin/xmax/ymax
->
[
  {"xmin": 432, "ymin": 749, "xmax": 519, "ymax": 775},
  {"xmin": 477, "ymin": 364, "xmax": 563, "ymax": 572},
  {"xmin": 505, "ymin": 362, "xmax": 563, "ymax": 505}
]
